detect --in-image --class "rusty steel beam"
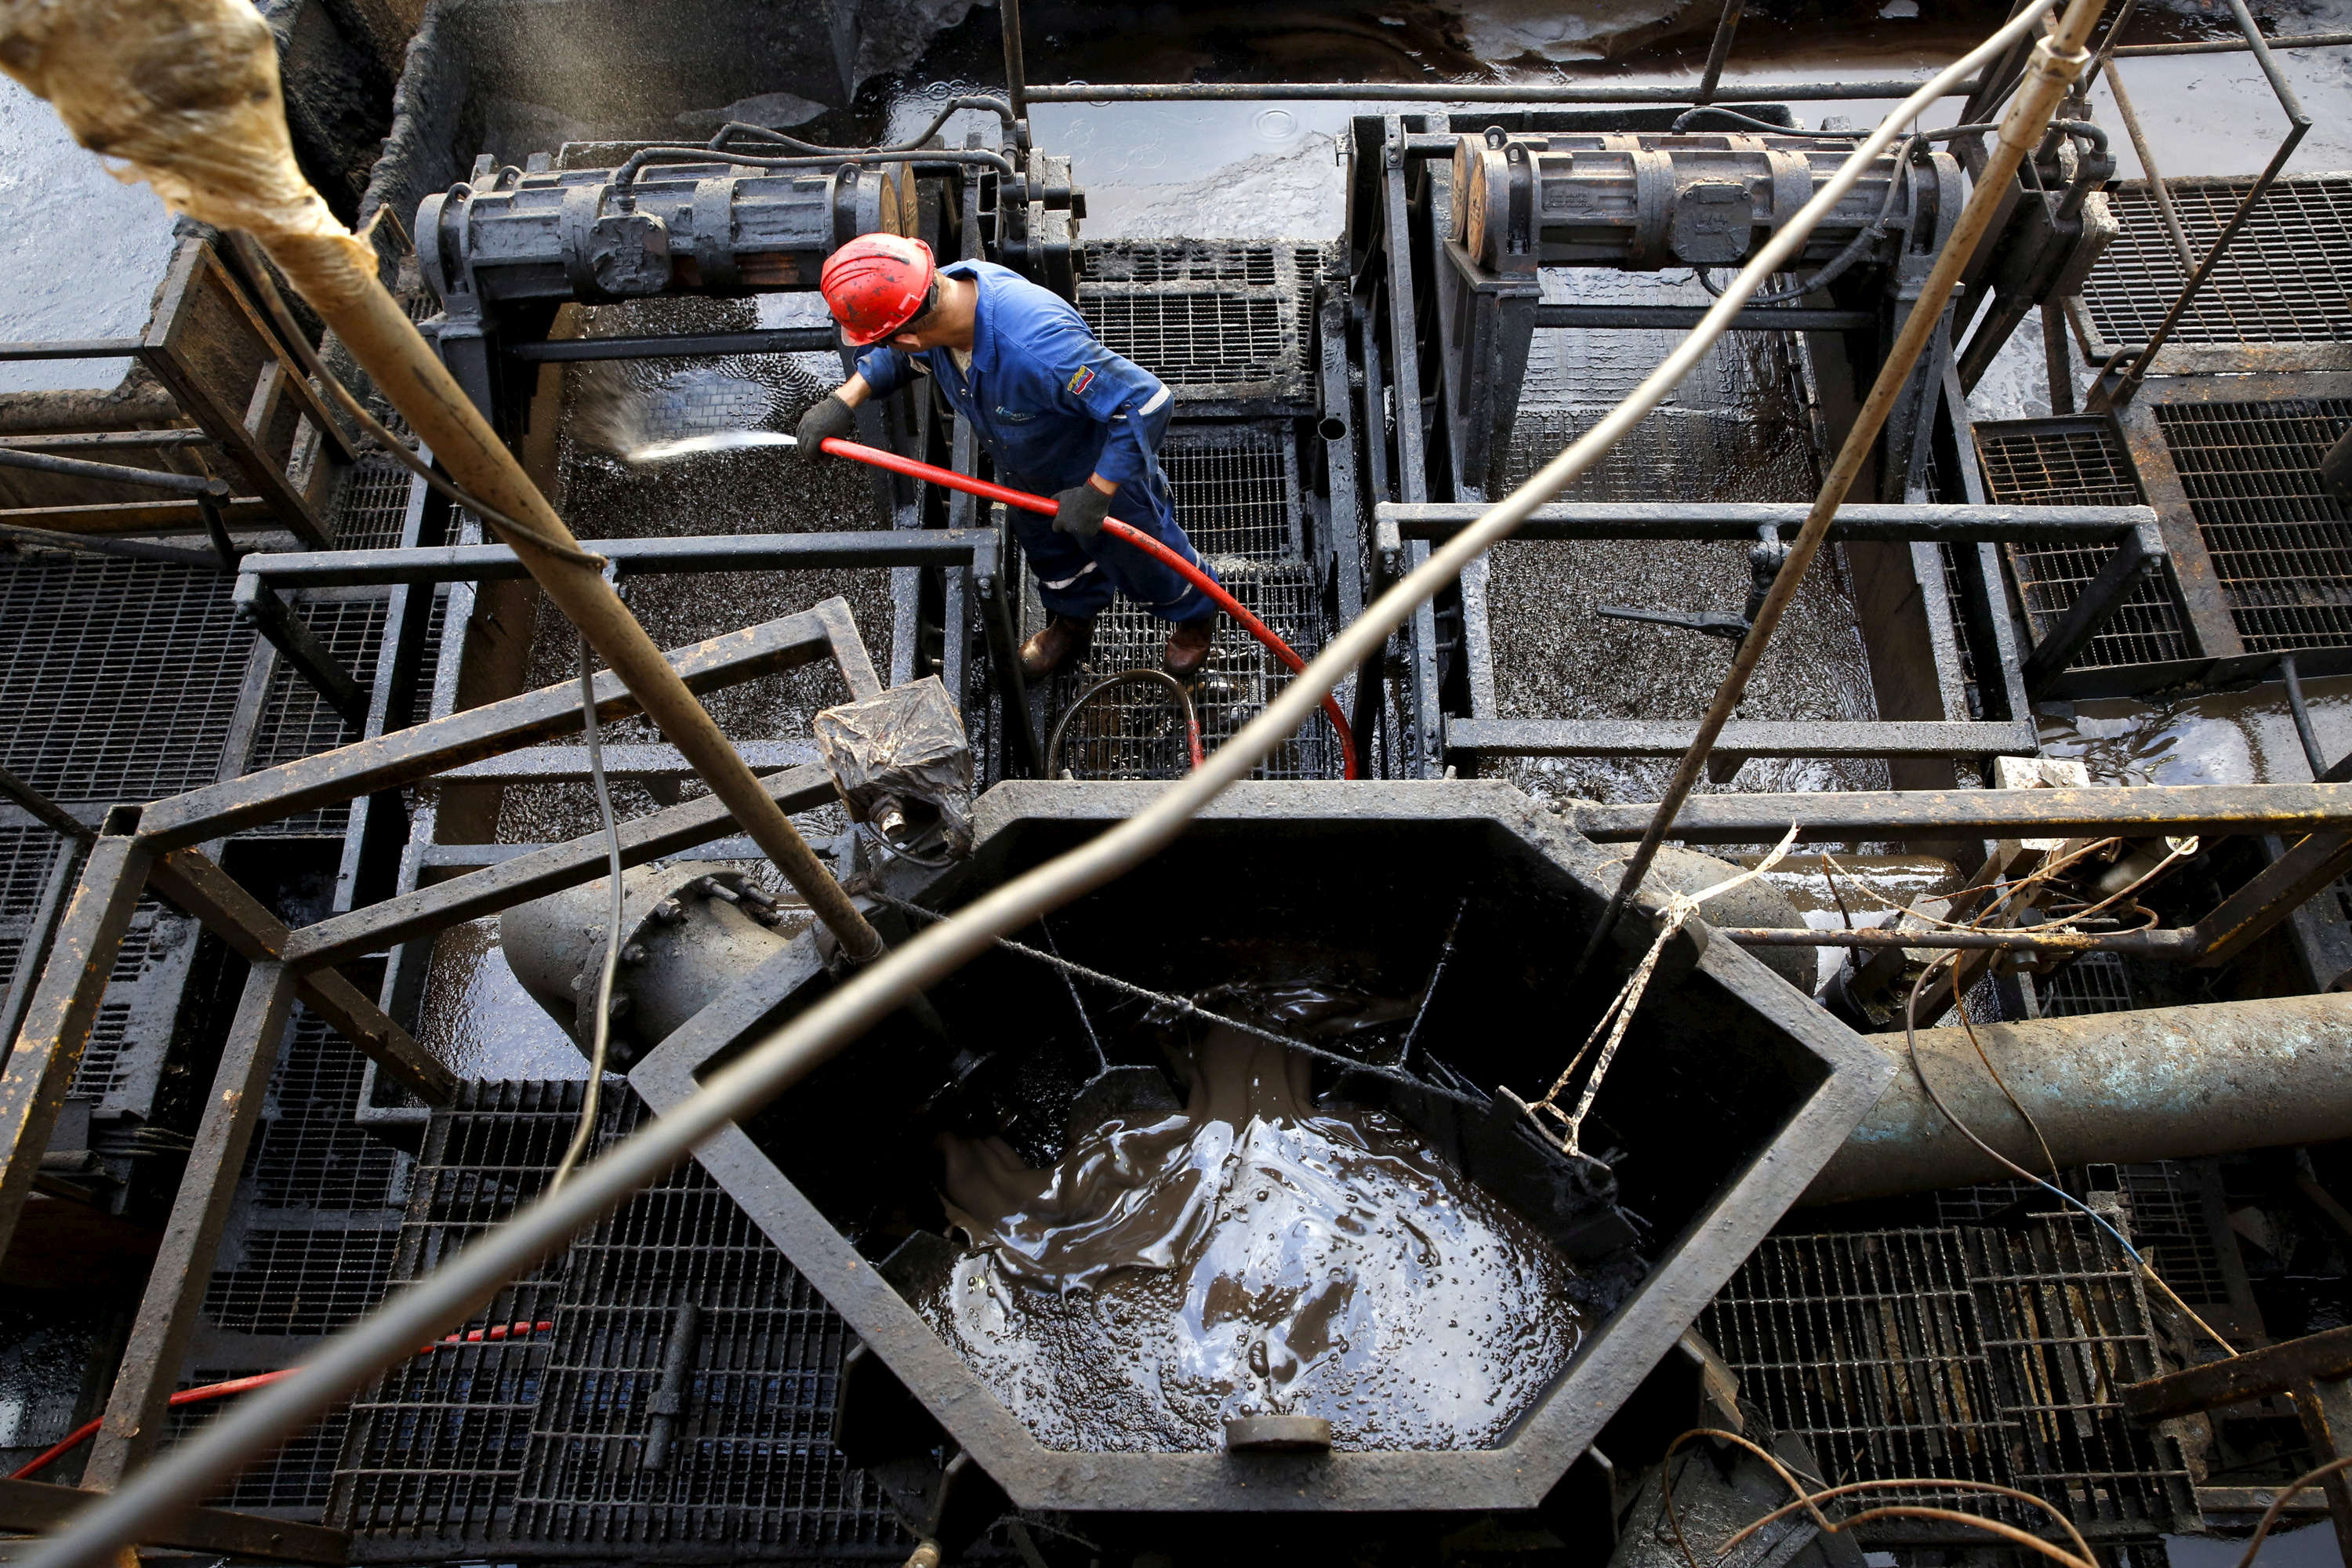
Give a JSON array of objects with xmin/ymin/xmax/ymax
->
[
  {"xmin": 1573, "ymin": 783, "xmax": 2352, "ymax": 843},
  {"xmin": 136, "ymin": 602, "xmax": 872, "ymax": 851},
  {"xmin": 1806, "ymin": 992, "xmax": 2352, "ymax": 1204},
  {"xmin": 0, "ymin": 1479, "xmax": 346, "ymax": 1564},
  {"xmin": 82, "ymin": 964, "xmax": 299, "ymax": 1489},
  {"xmin": 2125, "ymin": 1327, "xmax": 2352, "ymax": 1421},
  {"xmin": 0, "ymin": 827, "xmax": 152, "ymax": 1265},
  {"xmin": 283, "ymin": 764, "xmax": 840, "ymax": 972},
  {"xmin": 147, "ymin": 849, "xmax": 455, "ymax": 1104}
]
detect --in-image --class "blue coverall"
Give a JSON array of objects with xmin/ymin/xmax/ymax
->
[{"xmin": 853, "ymin": 260, "xmax": 1219, "ymax": 624}]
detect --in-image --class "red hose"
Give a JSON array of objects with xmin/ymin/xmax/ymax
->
[
  {"xmin": 8, "ymin": 1319, "xmax": 554, "ymax": 1481},
  {"xmin": 818, "ymin": 437, "xmax": 1360, "ymax": 779}
]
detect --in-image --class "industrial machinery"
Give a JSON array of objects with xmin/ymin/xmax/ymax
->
[{"xmin": 9, "ymin": 0, "xmax": 2352, "ymax": 1565}]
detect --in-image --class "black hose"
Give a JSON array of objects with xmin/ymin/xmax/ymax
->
[
  {"xmin": 708, "ymin": 96, "xmax": 1017, "ymax": 158},
  {"xmin": 1670, "ymin": 106, "xmax": 1835, "ymax": 135},
  {"xmin": 1045, "ymin": 668, "xmax": 1202, "ymax": 778}
]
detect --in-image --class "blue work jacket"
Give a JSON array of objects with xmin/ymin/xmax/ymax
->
[{"xmin": 852, "ymin": 260, "xmax": 1173, "ymax": 495}]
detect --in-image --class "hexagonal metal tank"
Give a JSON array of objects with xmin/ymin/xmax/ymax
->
[{"xmin": 629, "ymin": 780, "xmax": 1892, "ymax": 1523}]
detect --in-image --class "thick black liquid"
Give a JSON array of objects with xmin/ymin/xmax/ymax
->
[{"xmin": 921, "ymin": 1029, "xmax": 1586, "ymax": 1452}]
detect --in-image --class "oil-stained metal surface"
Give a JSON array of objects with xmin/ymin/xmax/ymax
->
[
  {"xmin": 630, "ymin": 779, "xmax": 1895, "ymax": 1515},
  {"xmin": 1571, "ymin": 782, "xmax": 2352, "ymax": 841}
]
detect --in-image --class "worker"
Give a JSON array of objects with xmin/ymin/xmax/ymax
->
[{"xmin": 796, "ymin": 233, "xmax": 1220, "ymax": 681}]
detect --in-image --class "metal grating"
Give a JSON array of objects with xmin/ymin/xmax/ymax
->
[
  {"xmin": 201, "ymin": 1230, "xmax": 401, "ymax": 1335},
  {"xmin": 1976, "ymin": 418, "xmax": 2190, "ymax": 668},
  {"xmin": 248, "ymin": 1009, "xmax": 408, "ymax": 1211},
  {"xmin": 2156, "ymin": 399, "xmax": 2352, "ymax": 653},
  {"xmin": 1705, "ymin": 1230, "xmax": 2011, "ymax": 1503},
  {"xmin": 241, "ymin": 597, "xmax": 391, "ymax": 836},
  {"xmin": 1079, "ymin": 241, "xmax": 1314, "ymax": 400},
  {"xmin": 332, "ymin": 456, "xmax": 420, "ymax": 553},
  {"xmin": 333, "ymin": 1081, "xmax": 906, "ymax": 1557},
  {"xmin": 169, "ymin": 1370, "xmax": 355, "ymax": 1515},
  {"xmin": 2039, "ymin": 953, "xmax": 2136, "ymax": 1016},
  {"xmin": 2084, "ymin": 176, "xmax": 2352, "ymax": 347},
  {"xmin": 0, "ymin": 826, "xmax": 62, "ymax": 994},
  {"xmin": 67, "ymin": 1002, "xmax": 132, "ymax": 1100},
  {"xmin": 1049, "ymin": 423, "xmax": 1336, "ymax": 782},
  {"xmin": 0, "ymin": 557, "xmax": 256, "ymax": 802},
  {"xmin": 1083, "ymin": 293, "xmax": 1287, "ymax": 386},
  {"xmin": 2114, "ymin": 1162, "xmax": 2234, "ymax": 1312},
  {"xmin": 1156, "ymin": 425, "xmax": 1300, "ymax": 561},
  {"xmin": 1958, "ymin": 1216, "xmax": 2193, "ymax": 1535},
  {"xmin": 1704, "ymin": 1219, "xmax": 2191, "ymax": 1540}
]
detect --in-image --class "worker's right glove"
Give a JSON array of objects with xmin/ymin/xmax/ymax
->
[
  {"xmin": 1052, "ymin": 481, "xmax": 1112, "ymax": 536},
  {"xmin": 793, "ymin": 394, "xmax": 855, "ymax": 461}
]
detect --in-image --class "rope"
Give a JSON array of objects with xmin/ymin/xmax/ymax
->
[
  {"xmin": 1519, "ymin": 826, "xmax": 1800, "ymax": 1156},
  {"xmin": 861, "ymin": 888, "xmax": 1502, "ymax": 1114}
]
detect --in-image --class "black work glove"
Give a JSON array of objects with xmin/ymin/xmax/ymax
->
[
  {"xmin": 1052, "ymin": 481, "xmax": 1112, "ymax": 536},
  {"xmin": 793, "ymin": 393, "xmax": 855, "ymax": 461}
]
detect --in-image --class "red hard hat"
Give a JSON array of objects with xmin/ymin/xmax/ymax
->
[{"xmin": 821, "ymin": 234, "xmax": 938, "ymax": 346}]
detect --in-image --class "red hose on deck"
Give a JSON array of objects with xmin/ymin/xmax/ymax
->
[
  {"xmin": 818, "ymin": 437, "xmax": 1359, "ymax": 778},
  {"xmin": 8, "ymin": 1320, "xmax": 554, "ymax": 1481}
]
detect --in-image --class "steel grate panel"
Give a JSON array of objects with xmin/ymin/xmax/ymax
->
[
  {"xmin": 1079, "ymin": 241, "xmax": 1316, "ymax": 401},
  {"xmin": 201, "ymin": 1230, "xmax": 401, "ymax": 1335},
  {"xmin": 168, "ymin": 1370, "xmax": 354, "ymax": 1515},
  {"xmin": 333, "ymin": 1082, "xmax": 906, "ymax": 1556},
  {"xmin": 1051, "ymin": 419, "xmax": 1333, "ymax": 781},
  {"xmin": 1156, "ymin": 424, "xmax": 1299, "ymax": 561},
  {"xmin": 2114, "ymin": 1162, "xmax": 2233, "ymax": 1312},
  {"xmin": 248, "ymin": 1009, "xmax": 408, "ymax": 1211},
  {"xmin": 332, "ymin": 456, "xmax": 420, "ymax": 553},
  {"xmin": 67, "ymin": 1001, "xmax": 133, "ymax": 1099},
  {"xmin": 1704, "ymin": 1230, "xmax": 2011, "ymax": 1504},
  {"xmin": 1083, "ymin": 293, "xmax": 1287, "ymax": 385},
  {"xmin": 1960, "ymin": 1217, "xmax": 2194, "ymax": 1533},
  {"xmin": 1704, "ymin": 1220, "xmax": 2191, "ymax": 1538},
  {"xmin": 2157, "ymin": 398, "xmax": 2352, "ymax": 652},
  {"xmin": 2039, "ymin": 953, "xmax": 2136, "ymax": 1016},
  {"xmin": 0, "ymin": 557, "xmax": 256, "ymax": 802},
  {"xmin": 0, "ymin": 826, "xmax": 62, "ymax": 993},
  {"xmin": 1976, "ymin": 419, "xmax": 2190, "ymax": 669},
  {"xmin": 2085, "ymin": 176, "xmax": 2352, "ymax": 347},
  {"xmin": 241, "ymin": 597, "xmax": 390, "ymax": 837}
]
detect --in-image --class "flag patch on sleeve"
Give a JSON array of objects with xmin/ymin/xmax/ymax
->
[{"xmin": 1065, "ymin": 365, "xmax": 1096, "ymax": 396}]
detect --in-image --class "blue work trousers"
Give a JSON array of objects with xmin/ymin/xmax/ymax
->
[{"xmin": 1009, "ymin": 469, "xmax": 1220, "ymax": 624}]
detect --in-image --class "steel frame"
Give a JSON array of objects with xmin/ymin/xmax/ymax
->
[
  {"xmin": 0, "ymin": 600, "xmax": 880, "ymax": 1558},
  {"xmin": 626, "ymin": 779, "xmax": 1899, "ymax": 1518},
  {"xmin": 1375, "ymin": 500, "xmax": 2160, "ymax": 775},
  {"xmin": 0, "ymin": 238, "xmax": 352, "ymax": 544}
]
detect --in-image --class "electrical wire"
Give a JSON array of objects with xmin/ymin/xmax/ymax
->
[
  {"xmin": 547, "ymin": 640, "xmax": 626, "ymax": 1194},
  {"xmin": 706, "ymin": 95, "xmax": 1016, "ymax": 158},
  {"xmin": 1044, "ymin": 667, "xmax": 1203, "ymax": 776},
  {"xmin": 1903, "ymin": 951, "xmax": 2241, "ymax": 1351},
  {"xmin": 1659, "ymin": 1426, "xmax": 2098, "ymax": 1568}
]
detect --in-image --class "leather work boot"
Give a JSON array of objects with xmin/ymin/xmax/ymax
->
[
  {"xmin": 1163, "ymin": 616, "xmax": 1216, "ymax": 679},
  {"xmin": 1019, "ymin": 615, "xmax": 1094, "ymax": 681}
]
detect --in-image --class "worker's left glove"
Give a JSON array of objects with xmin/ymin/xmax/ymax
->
[{"xmin": 1053, "ymin": 481, "xmax": 1112, "ymax": 536}]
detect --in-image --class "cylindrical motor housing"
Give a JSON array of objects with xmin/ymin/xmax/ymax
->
[
  {"xmin": 419, "ymin": 158, "xmax": 910, "ymax": 306},
  {"xmin": 1450, "ymin": 129, "xmax": 1958, "ymax": 274},
  {"xmin": 499, "ymin": 863, "xmax": 797, "ymax": 1070}
]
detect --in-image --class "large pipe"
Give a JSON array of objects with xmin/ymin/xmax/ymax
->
[{"xmin": 1806, "ymin": 993, "xmax": 2352, "ymax": 1205}]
